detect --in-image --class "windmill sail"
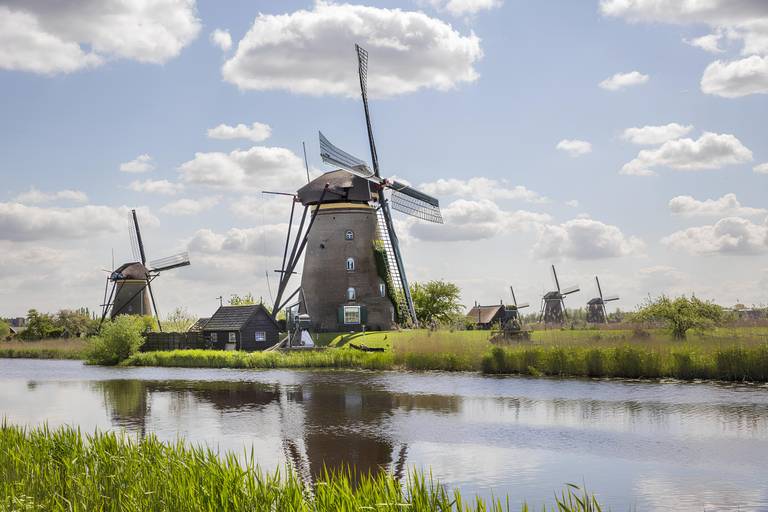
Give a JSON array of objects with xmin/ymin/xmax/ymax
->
[
  {"xmin": 389, "ymin": 181, "xmax": 443, "ymax": 224},
  {"xmin": 319, "ymin": 132, "xmax": 375, "ymax": 179},
  {"xmin": 150, "ymin": 252, "xmax": 191, "ymax": 272}
]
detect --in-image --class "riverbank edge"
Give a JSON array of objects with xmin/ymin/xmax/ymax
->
[
  {"xmin": 121, "ymin": 344, "xmax": 768, "ymax": 383},
  {"xmin": 0, "ymin": 422, "xmax": 600, "ymax": 511}
]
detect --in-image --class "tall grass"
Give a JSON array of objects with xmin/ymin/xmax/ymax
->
[
  {"xmin": 0, "ymin": 423, "xmax": 601, "ymax": 512},
  {"xmin": 481, "ymin": 344, "xmax": 768, "ymax": 381},
  {"xmin": 0, "ymin": 338, "xmax": 87, "ymax": 360}
]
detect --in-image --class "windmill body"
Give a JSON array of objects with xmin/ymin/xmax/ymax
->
[
  {"xmin": 540, "ymin": 266, "xmax": 579, "ymax": 325},
  {"xmin": 297, "ymin": 171, "xmax": 397, "ymax": 331},
  {"xmin": 586, "ymin": 276, "xmax": 619, "ymax": 324},
  {"xmin": 110, "ymin": 262, "xmax": 152, "ymax": 318}
]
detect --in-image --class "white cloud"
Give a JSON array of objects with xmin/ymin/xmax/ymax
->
[
  {"xmin": 599, "ymin": 71, "xmax": 649, "ymax": 91},
  {"xmin": 532, "ymin": 218, "xmax": 644, "ymax": 260},
  {"xmin": 669, "ymin": 193, "xmax": 767, "ymax": 217},
  {"xmin": 685, "ymin": 32, "xmax": 724, "ymax": 53},
  {"xmin": 188, "ymin": 225, "xmax": 287, "ymax": 255},
  {"xmin": 129, "ymin": 179, "xmax": 184, "ymax": 196},
  {"xmin": 0, "ymin": 202, "xmax": 157, "ymax": 241},
  {"xmin": 565, "ymin": 199, "xmax": 579, "ymax": 208},
  {"xmin": 407, "ymin": 199, "xmax": 550, "ymax": 242},
  {"xmin": 418, "ymin": 177, "xmax": 548, "ymax": 203},
  {"xmin": 209, "ymin": 29, "xmax": 232, "ymax": 51},
  {"xmin": 178, "ymin": 146, "xmax": 306, "ymax": 192},
  {"xmin": 600, "ymin": 0, "xmax": 768, "ymax": 97},
  {"xmin": 207, "ymin": 122, "xmax": 272, "ymax": 142},
  {"xmin": 620, "ymin": 132, "xmax": 752, "ymax": 176},
  {"xmin": 221, "ymin": 1, "xmax": 483, "ymax": 98},
  {"xmin": 701, "ymin": 55, "xmax": 768, "ymax": 98},
  {"xmin": 556, "ymin": 139, "xmax": 592, "ymax": 157},
  {"xmin": 427, "ymin": 0, "xmax": 503, "ymax": 17},
  {"xmin": 662, "ymin": 216, "xmax": 768, "ymax": 255},
  {"xmin": 621, "ymin": 123, "xmax": 694, "ymax": 145},
  {"xmin": 14, "ymin": 187, "xmax": 88, "ymax": 205},
  {"xmin": 0, "ymin": 1, "xmax": 200, "ymax": 75},
  {"xmin": 160, "ymin": 197, "xmax": 220, "ymax": 216},
  {"xmin": 120, "ymin": 154, "xmax": 155, "ymax": 173},
  {"xmin": 754, "ymin": 162, "xmax": 768, "ymax": 174}
]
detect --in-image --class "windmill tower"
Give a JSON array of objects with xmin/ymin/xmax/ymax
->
[
  {"xmin": 504, "ymin": 286, "xmax": 530, "ymax": 330},
  {"xmin": 100, "ymin": 209, "xmax": 191, "ymax": 330},
  {"xmin": 539, "ymin": 265, "xmax": 579, "ymax": 324},
  {"xmin": 270, "ymin": 45, "xmax": 443, "ymax": 332},
  {"xmin": 587, "ymin": 276, "xmax": 619, "ymax": 323}
]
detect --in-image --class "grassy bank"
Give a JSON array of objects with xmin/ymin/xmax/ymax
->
[
  {"xmin": 0, "ymin": 338, "xmax": 87, "ymax": 360},
  {"xmin": 0, "ymin": 423, "xmax": 601, "ymax": 512}
]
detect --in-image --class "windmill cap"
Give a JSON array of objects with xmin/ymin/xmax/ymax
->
[{"xmin": 297, "ymin": 169, "xmax": 373, "ymax": 205}]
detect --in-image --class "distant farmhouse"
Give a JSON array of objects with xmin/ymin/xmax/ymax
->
[{"xmin": 466, "ymin": 304, "xmax": 507, "ymax": 330}]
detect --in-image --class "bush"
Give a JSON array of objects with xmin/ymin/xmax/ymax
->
[{"xmin": 87, "ymin": 316, "xmax": 149, "ymax": 365}]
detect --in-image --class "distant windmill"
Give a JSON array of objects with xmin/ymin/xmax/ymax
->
[
  {"xmin": 587, "ymin": 276, "xmax": 619, "ymax": 323},
  {"xmin": 100, "ymin": 209, "xmax": 190, "ymax": 330},
  {"xmin": 539, "ymin": 265, "xmax": 579, "ymax": 324},
  {"xmin": 270, "ymin": 44, "xmax": 443, "ymax": 331},
  {"xmin": 506, "ymin": 286, "xmax": 530, "ymax": 326}
]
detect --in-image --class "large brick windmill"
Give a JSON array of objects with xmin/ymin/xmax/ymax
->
[{"xmin": 270, "ymin": 45, "xmax": 443, "ymax": 332}]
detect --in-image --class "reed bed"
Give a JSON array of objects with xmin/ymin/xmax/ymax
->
[
  {"xmin": 0, "ymin": 338, "xmax": 87, "ymax": 360},
  {"xmin": 0, "ymin": 423, "xmax": 602, "ymax": 512}
]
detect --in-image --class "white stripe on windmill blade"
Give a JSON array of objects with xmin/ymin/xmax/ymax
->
[
  {"xmin": 561, "ymin": 285, "xmax": 580, "ymax": 295},
  {"xmin": 319, "ymin": 131, "xmax": 377, "ymax": 180},
  {"xmin": 149, "ymin": 251, "xmax": 191, "ymax": 272},
  {"xmin": 603, "ymin": 295, "xmax": 620, "ymax": 302},
  {"xmin": 516, "ymin": 302, "xmax": 530, "ymax": 309}
]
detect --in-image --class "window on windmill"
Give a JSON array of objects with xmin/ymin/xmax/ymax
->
[
  {"xmin": 379, "ymin": 282, "xmax": 386, "ymax": 297},
  {"xmin": 346, "ymin": 257, "xmax": 355, "ymax": 271},
  {"xmin": 347, "ymin": 287, "xmax": 356, "ymax": 301},
  {"xmin": 345, "ymin": 230, "xmax": 354, "ymax": 240},
  {"xmin": 344, "ymin": 306, "xmax": 361, "ymax": 325},
  {"xmin": 255, "ymin": 331, "xmax": 266, "ymax": 342}
]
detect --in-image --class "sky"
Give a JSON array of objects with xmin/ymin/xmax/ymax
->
[{"xmin": 1, "ymin": 0, "xmax": 767, "ymax": 319}]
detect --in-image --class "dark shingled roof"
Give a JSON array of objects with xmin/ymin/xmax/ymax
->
[
  {"xmin": 111, "ymin": 262, "xmax": 149, "ymax": 281},
  {"xmin": 466, "ymin": 305, "xmax": 504, "ymax": 324},
  {"xmin": 297, "ymin": 170, "xmax": 373, "ymax": 205},
  {"xmin": 188, "ymin": 317, "xmax": 210, "ymax": 332},
  {"xmin": 203, "ymin": 304, "xmax": 277, "ymax": 331}
]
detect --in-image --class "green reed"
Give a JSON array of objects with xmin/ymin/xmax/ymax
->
[{"xmin": 0, "ymin": 422, "xmax": 601, "ymax": 512}]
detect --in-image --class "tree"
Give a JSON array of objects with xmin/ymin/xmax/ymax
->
[
  {"xmin": 410, "ymin": 280, "xmax": 464, "ymax": 326},
  {"xmin": 87, "ymin": 315, "xmax": 148, "ymax": 365},
  {"xmin": 20, "ymin": 309, "xmax": 60, "ymax": 340},
  {"xmin": 0, "ymin": 319, "xmax": 10, "ymax": 339},
  {"xmin": 633, "ymin": 295, "xmax": 724, "ymax": 339},
  {"xmin": 56, "ymin": 308, "xmax": 97, "ymax": 337},
  {"xmin": 229, "ymin": 293, "xmax": 256, "ymax": 305},
  {"xmin": 164, "ymin": 307, "xmax": 196, "ymax": 332}
]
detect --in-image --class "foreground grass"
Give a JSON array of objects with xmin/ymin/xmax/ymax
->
[
  {"xmin": 0, "ymin": 338, "xmax": 87, "ymax": 360},
  {"xmin": 0, "ymin": 423, "xmax": 602, "ymax": 512}
]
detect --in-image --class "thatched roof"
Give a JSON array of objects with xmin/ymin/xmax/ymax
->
[
  {"xmin": 466, "ymin": 305, "xmax": 504, "ymax": 324},
  {"xmin": 111, "ymin": 262, "xmax": 149, "ymax": 281},
  {"xmin": 297, "ymin": 170, "xmax": 373, "ymax": 205}
]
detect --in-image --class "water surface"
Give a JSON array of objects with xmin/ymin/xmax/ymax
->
[{"xmin": 1, "ymin": 359, "xmax": 767, "ymax": 511}]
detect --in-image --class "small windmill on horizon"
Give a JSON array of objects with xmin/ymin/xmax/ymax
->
[
  {"xmin": 99, "ymin": 209, "xmax": 190, "ymax": 331},
  {"xmin": 539, "ymin": 265, "xmax": 579, "ymax": 324},
  {"xmin": 587, "ymin": 276, "xmax": 619, "ymax": 323}
]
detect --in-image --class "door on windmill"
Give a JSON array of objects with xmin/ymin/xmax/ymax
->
[{"xmin": 338, "ymin": 305, "xmax": 368, "ymax": 327}]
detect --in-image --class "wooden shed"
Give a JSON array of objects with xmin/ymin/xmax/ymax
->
[
  {"xmin": 202, "ymin": 305, "xmax": 279, "ymax": 351},
  {"xmin": 466, "ymin": 304, "xmax": 506, "ymax": 330}
]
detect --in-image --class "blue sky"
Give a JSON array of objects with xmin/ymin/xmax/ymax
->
[{"xmin": 1, "ymin": 0, "xmax": 767, "ymax": 317}]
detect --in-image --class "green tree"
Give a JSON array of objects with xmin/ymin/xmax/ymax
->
[
  {"xmin": 164, "ymin": 307, "xmax": 196, "ymax": 332},
  {"xmin": 410, "ymin": 280, "xmax": 464, "ymax": 326},
  {"xmin": 87, "ymin": 315, "xmax": 149, "ymax": 365},
  {"xmin": 229, "ymin": 293, "xmax": 256, "ymax": 305},
  {"xmin": 0, "ymin": 319, "xmax": 10, "ymax": 339},
  {"xmin": 56, "ymin": 308, "xmax": 97, "ymax": 337},
  {"xmin": 633, "ymin": 295, "xmax": 724, "ymax": 339},
  {"xmin": 20, "ymin": 309, "xmax": 60, "ymax": 340}
]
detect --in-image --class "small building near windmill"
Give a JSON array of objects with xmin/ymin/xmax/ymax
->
[
  {"xmin": 466, "ymin": 304, "xmax": 506, "ymax": 330},
  {"xmin": 202, "ymin": 305, "xmax": 279, "ymax": 351}
]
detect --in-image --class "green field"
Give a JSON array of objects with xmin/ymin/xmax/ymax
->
[{"xmin": 0, "ymin": 423, "xmax": 601, "ymax": 512}]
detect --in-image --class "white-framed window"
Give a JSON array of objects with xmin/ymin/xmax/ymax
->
[
  {"xmin": 344, "ymin": 306, "xmax": 361, "ymax": 325},
  {"xmin": 379, "ymin": 282, "xmax": 386, "ymax": 297},
  {"xmin": 228, "ymin": 332, "xmax": 236, "ymax": 343},
  {"xmin": 347, "ymin": 287, "xmax": 356, "ymax": 301},
  {"xmin": 210, "ymin": 332, "xmax": 218, "ymax": 342},
  {"xmin": 255, "ymin": 331, "xmax": 266, "ymax": 342},
  {"xmin": 345, "ymin": 257, "xmax": 355, "ymax": 271},
  {"xmin": 345, "ymin": 230, "xmax": 354, "ymax": 240}
]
